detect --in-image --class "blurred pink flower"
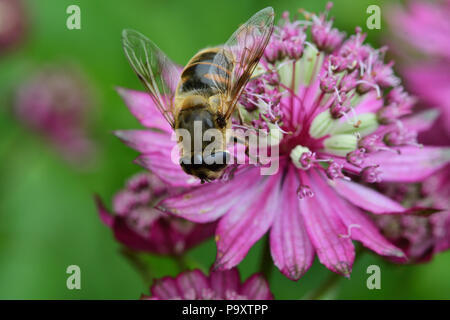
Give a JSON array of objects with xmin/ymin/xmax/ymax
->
[
  {"xmin": 116, "ymin": 5, "xmax": 450, "ymax": 279},
  {"xmin": 375, "ymin": 166, "xmax": 450, "ymax": 263},
  {"xmin": 0, "ymin": 0, "xmax": 27, "ymax": 54},
  {"xmin": 141, "ymin": 268, "xmax": 273, "ymax": 300},
  {"xmin": 387, "ymin": 0, "xmax": 450, "ymax": 144},
  {"xmin": 14, "ymin": 65, "xmax": 96, "ymax": 165},
  {"xmin": 96, "ymin": 172, "xmax": 216, "ymax": 256}
]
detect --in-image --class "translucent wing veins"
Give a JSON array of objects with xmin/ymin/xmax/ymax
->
[
  {"xmin": 122, "ymin": 29, "xmax": 180, "ymax": 127},
  {"xmin": 210, "ymin": 7, "xmax": 275, "ymax": 121}
]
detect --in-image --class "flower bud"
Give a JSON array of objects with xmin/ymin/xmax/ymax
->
[
  {"xmin": 361, "ymin": 165, "xmax": 382, "ymax": 183},
  {"xmin": 290, "ymin": 145, "xmax": 312, "ymax": 169},
  {"xmin": 320, "ymin": 74, "xmax": 337, "ymax": 93},
  {"xmin": 326, "ymin": 162, "xmax": 345, "ymax": 180},
  {"xmin": 330, "ymin": 101, "xmax": 350, "ymax": 119},
  {"xmin": 346, "ymin": 148, "xmax": 366, "ymax": 167},
  {"xmin": 297, "ymin": 184, "xmax": 314, "ymax": 199},
  {"xmin": 264, "ymin": 40, "xmax": 285, "ymax": 63},
  {"xmin": 358, "ymin": 134, "xmax": 381, "ymax": 152}
]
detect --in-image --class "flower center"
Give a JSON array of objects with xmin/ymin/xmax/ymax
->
[{"xmin": 235, "ymin": 3, "xmax": 420, "ymax": 195}]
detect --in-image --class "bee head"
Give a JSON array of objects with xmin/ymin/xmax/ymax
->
[{"xmin": 179, "ymin": 151, "xmax": 230, "ymax": 182}]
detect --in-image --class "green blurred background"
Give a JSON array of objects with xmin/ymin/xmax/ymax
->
[{"xmin": 0, "ymin": 0, "xmax": 449, "ymax": 299}]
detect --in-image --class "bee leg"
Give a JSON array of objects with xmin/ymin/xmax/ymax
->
[
  {"xmin": 220, "ymin": 162, "xmax": 239, "ymax": 181},
  {"xmin": 237, "ymin": 107, "xmax": 245, "ymax": 125},
  {"xmin": 227, "ymin": 163, "xmax": 239, "ymax": 180},
  {"xmin": 231, "ymin": 135, "xmax": 245, "ymax": 144},
  {"xmin": 229, "ymin": 130, "xmax": 261, "ymax": 165},
  {"xmin": 239, "ymin": 137, "xmax": 261, "ymax": 165}
]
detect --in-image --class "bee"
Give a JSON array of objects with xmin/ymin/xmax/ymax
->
[{"xmin": 122, "ymin": 7, "xmax": 274, "ymax": 183}]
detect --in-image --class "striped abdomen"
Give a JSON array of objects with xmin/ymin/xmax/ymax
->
[{"xmin": 179, "ymin": 48, "xmax": 232, "ymax": 96}]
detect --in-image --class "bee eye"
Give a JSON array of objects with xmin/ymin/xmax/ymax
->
[
  {"xmin": 180, "ymin": 152, "xmax": 230, "ymax": 176},
  {"xmin": 203, "ymin": 151, "xmax": 230, "ymax": 166},
  {"xmin": 180, "ymin": 154, "xmax": 203, "ymax": 165}
]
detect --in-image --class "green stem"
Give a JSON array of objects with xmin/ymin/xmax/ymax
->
[
  {"xmin": 259, "ymin": 236, "xmax": 273, "ymax": 280},
  {"xmin": 121, "ymin": 248, "xmax": 153, "ymax": 285},
  {"xmin": 305, "ymin": 245, "xmax": 366, "ymax": 300},
  {"xmin": 175, "ymin": 254, "xmax": 189, "ymax": 272},
  {"xmin": 306, "ymin": 272, "xmax": 341, "ymax": 300}
]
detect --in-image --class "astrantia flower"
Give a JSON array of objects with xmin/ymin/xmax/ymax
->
[
  {"xmin": 387, "ymin": 0, "xmax": 450, "ymax": 143},
  {"xmin": 374, "ymin": 166, "xmax": 450, "ymax": 263},
  {"xmin": 96, "ymin": 172, "xmax": 216, "ymax": 255},
  {"xmin": 116, "ymin": 4, "xmax": 450, "ymax": 279},
  {"xmin": 0, "ymin": 0, "xmax": 27, "ymax": 54},
  {"xmin": 141, "ymin": 268, "xmax": 273, "ymax": 300},
  {"xmin": 381, "ymin": 0, "xmax": 450, "ymax": 262},
  {"xmin": 14, "ymin": 65, "xmax": 96, "ymax": 165}
]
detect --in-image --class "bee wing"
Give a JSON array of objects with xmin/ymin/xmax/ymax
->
[
  {"xmin": 122, "ymin": 29, "xmax": 180, "ymax": 127},
  {"xmin": 210, "ymin": 7, "xmax": 274, "ymax": 120}
]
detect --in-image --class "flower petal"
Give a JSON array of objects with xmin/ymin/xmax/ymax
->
[
  {"xmin": 270, "ymin": 167, "xmax": 315, "ymax": 280},
  {"xmin": 151, "ymin": 276, "xmax": 182, "ymax": 299},
  {"xmin": 404, "ymin": 64, "xmax": 450, "ymax": 137},
  {"xmin": 300, "ymin": 170, "xmax": 355, "ymax": 277},
  {"xmin": 209, "ymin": 268, "xmax": 240, "ymax": 299},
  {"xmin": 315, "ymin": 174, "xmax": 405, "ymax": 258},
  {"xmin": 94, "ymin": 195, "xmax": 114, "ymax": 227},
  {"xmin": 432, "ymin": 211, "xmax": 450, "ymax": 254},
  {"xmin": 113, "ymin": 218, "xmax": 164, "ymax": 253},
  {"xmin": 115, "ymin": 129, "xmax": 199, "ymax": 187},
  {"xmin": 400, "ymin": 110, "xmax": 440, "ymax": 133},
  {"xmin": 354, "ymin": 91, "xmax": 384, "ymax": 114},
  {"xmin": 241, "ymin": 274, "xmax": 274, "ymax": 300},
  {"xmin": 135, "ymin": 153, "xmax": 200, "ymax": 187},
  {"xmin": 159, "ymin": 168, "xmax": 261, "ymax": 223},
  {"xmin": 365, "ymin": 146, "xmax": 450, "ymax": 182},
  {"xmin": 116, "ymin": 87, "xmax": 172, "ymax": 132},
  {"xmin": 214, "ymin": 174, "xmax": 282, "ymax": 270},
  {"xmin": 114, "ymin": 129, "xmax": 175, "ymax": 154},
  {"xmin": 330, "ymin": 179, "xmax": 405, "ymax": 214},
  {"xmin": 175, "ymin": 270, "xmax": 209, "ymax": 299}
]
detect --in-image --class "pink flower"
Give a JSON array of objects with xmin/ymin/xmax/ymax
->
[
  {"xmin": 0, "ymin": 0, "xmax": 27, "ymax": 55},
  {"xmin": 116, "ymin": 5, "xmax": 450, "ymax": 279},
  {"xmin": 387, "ymin": 0, "xmax": 450, "ymax": 144},
  {"xmin": 374, "ymin": 166, "xmax": 450, "ymax": 263},
  {"xmin": 141, "ymin": 268, "xmax": 273, "ymax": 300},
  {"xmin": 95, "ymin": 172, "xmax": 216, "ymax": 255},
  {"xmin": 14, "ymin": 65, "xmax": 96, "ymax": 166},
  {"xmin": 382, "ymin": 0, "xmax": 450, "ymax": 262}
]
